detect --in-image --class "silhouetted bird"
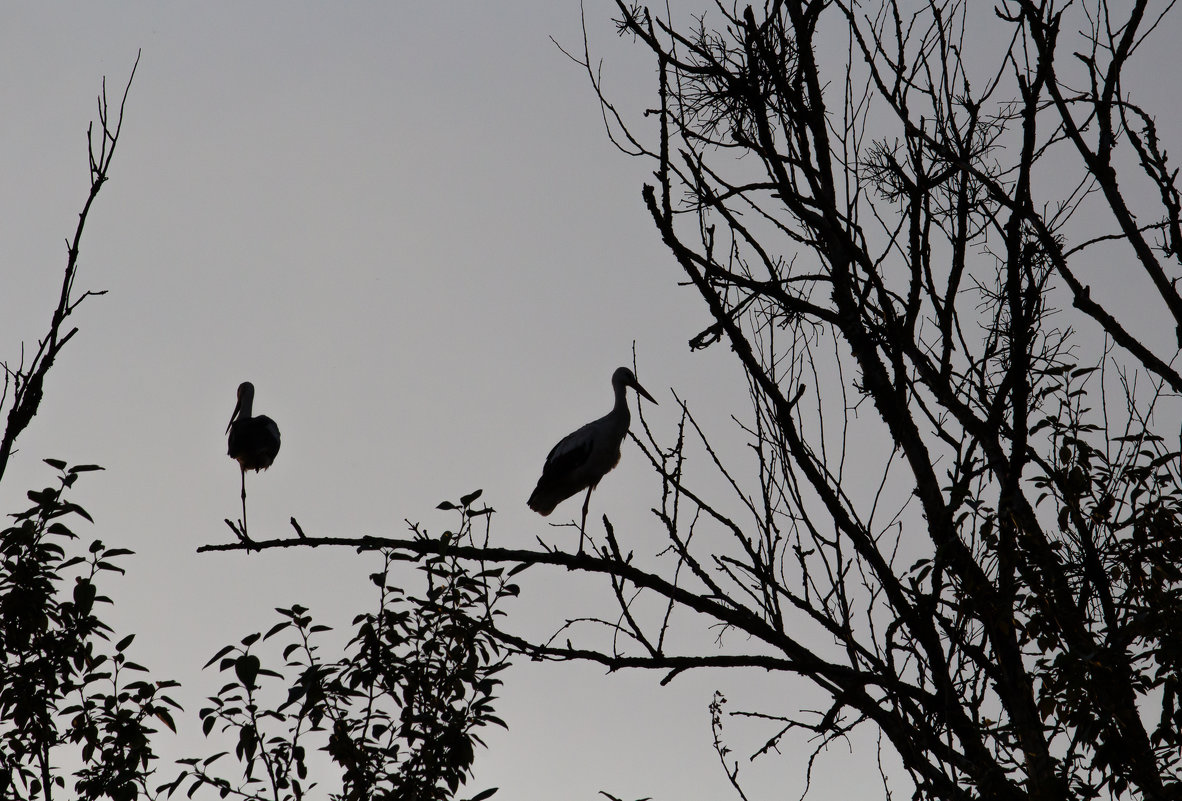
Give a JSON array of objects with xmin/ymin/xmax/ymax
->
[
  {"xmin": 528, "ymin": 366, "xmax": 656, "ymax": 551},
  {"xmin": 226, "ymin": 381, "xmax": 280, "ymax": 534}
]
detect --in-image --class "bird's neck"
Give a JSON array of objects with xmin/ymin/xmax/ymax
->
[{"xmin": 612, "ymin": 382, "xmax": 631, "ymax": 426}]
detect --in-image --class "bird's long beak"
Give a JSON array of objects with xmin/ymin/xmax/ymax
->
[
  {"xmin": 226, "ymin": 399, "xmax": 242, "ymax": 435},
  {"xmin": 633, "ymin": 379, "xmax": 657, "ymax": 405}
]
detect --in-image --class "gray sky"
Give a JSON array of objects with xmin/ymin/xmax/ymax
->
[
  {"xmin": 0, "ymin": 3, "xmax": 779, "ymax": 799},
  {"xmin": 2, "ymin": 2, "xmax": 1180, "ymax": 800}
]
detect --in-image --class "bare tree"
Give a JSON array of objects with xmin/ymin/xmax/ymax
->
[
  {"xmin": 203, "ymin": 2, "xmax": 1182, "ymax": 799},
  {"xmin": 0, "ymin": 54, "xmax": 139, "ymax": 485}
]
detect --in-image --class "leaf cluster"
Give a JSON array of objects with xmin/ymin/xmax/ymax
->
[
  {"xmin": 167, "ymin": 496, "xmax": 510, "ymax": 801},
  {"xmin": 0, "ymin": 461, "xmax": 179, "ymax": 801}
]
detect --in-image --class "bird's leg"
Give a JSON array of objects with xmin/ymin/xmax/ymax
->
[
  {"xmin": 239, "ymin": 467, "xmax": 249, "ymax": 541},
  {"xmin": 578, "ymin": 487, "xmax": 593, "ymax": 553}
]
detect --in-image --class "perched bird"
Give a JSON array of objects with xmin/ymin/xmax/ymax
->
[
  {"xmin": 226, "ymin": 381, "xmax": 280, "ymax": 534},
  {"xmin": 528, "ymin": 366, "xmax": 657, "ymax": 551}
]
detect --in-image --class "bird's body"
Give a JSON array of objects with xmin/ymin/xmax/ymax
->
[
  {"xmin": 226, "ymin": 382, "xmax": 280, "ymax": 537},
  {"xmin": 528, "ymin": 367, "xmax": 656, "ymax": 548},
  {"xmin": 227, "ymin": 382, "xmax": 281, "ymax": 472},
  {"xmin": 528, "ymin": 407, "xmax": 628, "ymax": 516},
  {"xmin": 227, "ymin": 415, "xmax": 281, "ymax": 471}
]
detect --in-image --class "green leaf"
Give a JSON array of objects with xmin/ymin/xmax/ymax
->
[
  {"xmin": 28, "ymin": 487, "xmax": 57, "ymax": 505},
  {"xmin": 235, "ymin": 654, "xmax": 261, "ymax": 690},
  {"xmin": 74, "ymin": 579, "xmax": 96, "ymax": 609},
  {"xmin": 437, "ymin": 501, "xmax": 457, "ymax": 510},
  {"xmin": 44, "ymin": 458, "xmax": 68, "ymax": 470},
  {"xmin": 156, "ymin": 708, "xmax": 178, "ymax": 733},
  {"xmin": 69, "ymin": 504, "xmax": 94, "ymax": 523},
  {"xmin": 460, "ymin": 489, "xmax": 484, "ymax": 507},
  {"xmin": 204, "ymin": 645, "xmax": 236, "ymax": 669}
]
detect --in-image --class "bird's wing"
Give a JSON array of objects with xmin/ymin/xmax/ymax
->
[
  {"xmin": 228, "ymin": 416, "xmax": 281, "ymax": 462},
  {"xmin": 540, "ymin": 422, "xmax": 596, "ymax": 479},
  {"xmin": 257, "ymin": 416, "xmax": 281, "ymax": 451},
  {"xmin": 227, "ymin": 420, "xmax": 246, "ymax": 457}
]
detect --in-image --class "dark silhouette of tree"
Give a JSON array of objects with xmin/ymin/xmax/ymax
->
[
  {"xmin": 167, "ymin": 497, "xmax": 510, "ymax": 801},
  {"xmin": 0, "ymin": 55, "xmax": 138, "ymax": 487},
  {"xmin": 0, "ymin": 461, "xmax": 180, "ymax": 801},
  {"xmin": 206, "ymin": 2, "xmax": 1182, "ymax": 799}
]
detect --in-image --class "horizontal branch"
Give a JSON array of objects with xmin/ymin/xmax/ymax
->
[
  {"xmin": 489, "ymin": 622, "xmax": 803, "ymax": 686},
  {"xmin": 198, "ymin": 526, "xmax": 916, "ymax": 705}
]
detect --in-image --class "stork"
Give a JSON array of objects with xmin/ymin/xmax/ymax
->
[
  {"xmin": 226, "ymin": 381, "xmax": 280, "ymax": 537},
  {"xmin": 528, "ymin": 366, "xmax": 657, "ymax": 551}
]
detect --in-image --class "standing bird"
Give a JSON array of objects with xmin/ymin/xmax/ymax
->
[
  {"xmin": 528, "ymin": 366, "xmax": 657, "ymax": 551},
  {"xmin": 226, "ymin": 381, "xmax": 281, "ymax": 537}
]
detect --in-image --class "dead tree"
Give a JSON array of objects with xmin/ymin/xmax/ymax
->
[{"xmin": 0, "ymin": 53, "xmax": 139, "ymax": 484}]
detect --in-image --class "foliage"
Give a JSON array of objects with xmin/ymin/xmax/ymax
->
[
  {"xmin": 168, "ymin": 496, "xmax": 509, "ymax": 801},
  {"xmin": 0, "ymin": 461, "xmax": 180, "ymax": 801}
]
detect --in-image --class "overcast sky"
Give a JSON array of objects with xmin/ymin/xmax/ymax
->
[
  {"xmin": 2, "ymin": 3, "xmax": 1180, "ymax": 800},
  {"xmin": 0, "ymin": 3, "xmax": 772, "ymax": 799}
]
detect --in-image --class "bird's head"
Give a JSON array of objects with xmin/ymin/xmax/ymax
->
[
  {"xmin": 227, "ymin": 381, "xmax": 256, "ymax": 434},
  {"xmin": 613, "ymin": 366, "xmax": 657, "ymax": 404}
]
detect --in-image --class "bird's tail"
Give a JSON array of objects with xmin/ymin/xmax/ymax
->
[{"xmin": 527, "ymin": 488, "xmax": 556, "ymax": 516}]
